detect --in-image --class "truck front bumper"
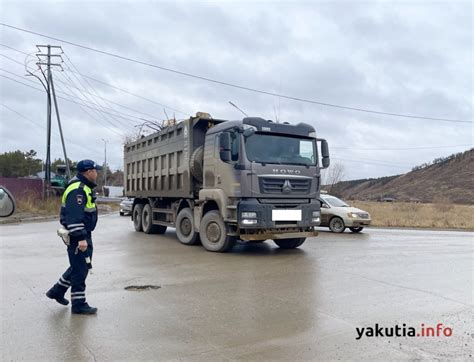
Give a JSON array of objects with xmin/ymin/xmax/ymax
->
[{"xmin": 237, "ymin": 199, "xmax": 320, "ymax": 239}]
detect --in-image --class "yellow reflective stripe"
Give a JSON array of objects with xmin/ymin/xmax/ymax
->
[
  {"xmin": 85, "ymin": 207, "xmax": 96, "ymax": 213},
  {"xmin": 62, "ymin": 182, "xmax": 81, "ymax": 203},
  {"xmin": 62, "ymin": 181, "xmax": 95, "ymax": 209}
]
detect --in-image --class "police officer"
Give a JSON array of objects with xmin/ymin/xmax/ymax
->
[{"xmin": 46, "ymin": 159, "xmax": 102, "ymax": 315}]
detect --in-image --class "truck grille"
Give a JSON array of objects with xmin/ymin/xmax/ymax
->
[{"xmin": 259, "ymin": 178, "xmax": 311, "ymax": 194}]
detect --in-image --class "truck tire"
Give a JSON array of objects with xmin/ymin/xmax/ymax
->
[
  {"xmin": 349, "ymin": 227, "xmax": 364, "ymax": 233},
  {"xmin": 142, "ymin": 204, "xmax": 167, "ymax": 234},
  {"xmin": 176, "ymin": 208, "xmax": 200, "ymax": 245},
  {"xmin": 329, "ymin": 217, "xmax": 345, "ymax": 233},
  {"xmin": 133, "ymin": 204, "xmax": 144, "ymax": 232},
  {"xmin": 273, "ymin": 237, "xmax": 306, "ymax": 249},
  {"xmin": 190, "ymin": 146, "xmax": 204, "ymax": 182},
  {"xmin": 199, "ymin": 210, "xmax": 236, "ymax": 252}
]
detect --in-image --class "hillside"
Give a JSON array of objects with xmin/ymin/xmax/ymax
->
[{"xmin": 332, "ymin": 149, "xmax": 474, "ymax": 204}]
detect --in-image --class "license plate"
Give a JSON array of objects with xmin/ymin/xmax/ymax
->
[{"xmin": 272, "ymin": 210, "xmax": 302, "ymax": 221}]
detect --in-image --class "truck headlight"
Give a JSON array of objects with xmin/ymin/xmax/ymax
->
[
  {"xmin": 241, "ymin": 212, "xmax": 257, "ymax": 218},
  {"xmin": 312, "ymin": 211, "xmax": 321, "ymax": 224}
]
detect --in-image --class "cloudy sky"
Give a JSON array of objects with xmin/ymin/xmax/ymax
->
[{"xmin": 1, "ymin": 0, "xmax": 472, "ymax": 180}]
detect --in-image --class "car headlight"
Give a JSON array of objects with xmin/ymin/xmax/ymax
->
[
  {"xmin": 347, "ymin": 212, "xmax": 359, "ymax": 218},
  {"xmin": 312, "ymin": 211, "xmax": 321, "ymax": 224},
  {"xmin": 241, "ymin": 212, "xmax": 257, "ymax": 218}
]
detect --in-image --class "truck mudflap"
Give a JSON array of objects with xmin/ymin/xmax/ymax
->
[{"xmin": 240, "ymin": 230, "xmax": 318, "ymax": 241}]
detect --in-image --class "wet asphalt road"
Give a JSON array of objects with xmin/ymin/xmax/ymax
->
[{"xmin": 1, "ymin": 214, "xmax": 472, "ymax": 360}]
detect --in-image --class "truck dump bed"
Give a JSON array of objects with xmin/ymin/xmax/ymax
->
[{"xmin": 123, "ymin": 114, "xmax": 224, "ymax": 199}]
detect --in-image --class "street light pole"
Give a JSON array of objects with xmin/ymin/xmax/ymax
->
[{"xmin": 102, "ymin": 139, "xmax": 108, "ymax": 187}]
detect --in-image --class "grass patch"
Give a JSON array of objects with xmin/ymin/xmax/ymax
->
[
  {"xmin": 16, "ymin": 194, "xmax": 120, "ymax": 217},
  {"xmin": 351, "ymin": 201, "xmax": 474, "ymax": 230},
  {"xmin": 16, "ymin": 194, "xmax": 61, "ymax": 216}
]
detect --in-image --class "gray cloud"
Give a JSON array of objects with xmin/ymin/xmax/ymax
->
[{"xmin": 0, "ymin": 0, "xmax": 472, "ymax": 178}]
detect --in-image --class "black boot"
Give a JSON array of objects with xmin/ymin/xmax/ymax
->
[
  {"xmin": 46, "ymin": 287, "xmax": 69, "ymax": 306},
  {"xmin": 72, "ymin": 303, "xmax": 98, "ymax": 315}
]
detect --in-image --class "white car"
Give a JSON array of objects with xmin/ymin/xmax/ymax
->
[
  {"xmin": 318, "ymin": 194, "xmax": 371, "ymax": 233},
  {"xmin": 119, "ymin": 198, "xmax": 134, "ymax": 216}
]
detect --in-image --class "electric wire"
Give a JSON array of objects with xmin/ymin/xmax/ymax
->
[{"xmin": 0, "ymin": 24, "xmax": 468, "ymax": 123}]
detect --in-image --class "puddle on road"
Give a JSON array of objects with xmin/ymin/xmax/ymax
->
[{"xmin": 124, "ymin": 285, "xmax": 161, "ymax": 291}]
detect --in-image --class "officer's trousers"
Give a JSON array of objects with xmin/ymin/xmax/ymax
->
[{"xmin": 52, "ymin": 236, "xmax": 93, "ymax": 307}]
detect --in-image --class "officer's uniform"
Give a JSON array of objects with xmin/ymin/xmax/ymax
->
[{"xmin": 46, "ymin": 160, "xmax": 101, "ymax": 314}]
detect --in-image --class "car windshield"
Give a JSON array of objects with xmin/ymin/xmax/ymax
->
[
  {"xmin": 245, "ymin": 133, "xmax": 316, "ymax": 166},
  {"xmin": 322, "ymin": 196, "xmax": 349, "ymax": 207}
]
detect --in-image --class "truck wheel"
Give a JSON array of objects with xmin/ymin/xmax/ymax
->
[
  {"xmin": 176, "ymin": 208, "xmax": 200, "ymax": 245},
  {"xmin": 142, "ymin": 204, "xmax": 167, "ymax": 234},
  {"xmin": 349, "ymin": 227, "xmax": 364, "ymax": 233},
  {"xmin": 329, "ymin": 217, "xmax": 345, "ymax": 233},
  {"xmin": 199, "ymin": 210, "xmax": 236, "ymax": 252},
  {"xmin": 273, "ymin": 238, "xmax": 306, "ymax": 249},
  {"xmin": 133, "ymin": 204, "xmax": 144, "ymax": 232}
]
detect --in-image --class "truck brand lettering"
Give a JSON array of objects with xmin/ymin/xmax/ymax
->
[{"xmin": 272, "ymin": 169, "xmax": 301, "ymax": 175}]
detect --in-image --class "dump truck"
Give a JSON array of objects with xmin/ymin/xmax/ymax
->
[{"xmin": 123, "ymin": 112, "xmax": 330, "ymax": 252}]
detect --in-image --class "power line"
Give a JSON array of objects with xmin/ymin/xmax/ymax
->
[
  {"xmin": 0, "ymin": 68, "xmax": 135, "ymax": 128},
  {"xmin": 1, "ymin": 103, "xmax": 46, "ymax": 130},
  {"xmin": 51, "ymin": 76, "xmax": 126, "ymax": 137},
  {"xmin": 1, "ymin": 23, "xmax": 469, "ymax": 123},
  {"xmin": 331, "ymin": 144, "xmax": 473, "ymax": 151},
  {"xmin": 1, "ymin": 51, "xmax": 185, "ymax": 120},
  {"xmin": 60, "ymin": 53, "xmax": 134, "ymax": 128},
  {"xmin": 61, "ymin": 52, "xmax": 163, "ymax": 121},
  {"xmin": 331, "ymin": 154, "xmax": 410, "ymax": 166},
  {"xmin": 0, "ymin": 74, "xmax": 129, "ymax": 136},
  {"xmin": 1, "ymin": 103, "xmax": 86, "ymax": 150},
  {"xmin": 53, "ymin": 66, "xmax": 133, "ymax": 130},
  {"xmin": 2, "ymin": 44, "xmax": 189, "ymax": 116},
  {"xmin": 331, "ymin": 157, "xmax": 409, "ymax": 169}
]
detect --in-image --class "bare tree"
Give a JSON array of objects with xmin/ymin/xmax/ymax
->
[{"xmin": 321, "ymin": 162, "xmax": 345, "ymax": 195}]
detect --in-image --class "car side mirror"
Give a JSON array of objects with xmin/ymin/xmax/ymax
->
[
  {"xmin": 243, "ymin": 128, "xmax": 255, "ymax": 138},
  {"xmin": 0, "ymin": 186, "xmax": 16, "ymax": 217}
]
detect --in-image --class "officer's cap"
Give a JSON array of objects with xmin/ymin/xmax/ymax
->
[{"xmin": 77, "ymin": 159, "xmax": 103, "ymax": 172}]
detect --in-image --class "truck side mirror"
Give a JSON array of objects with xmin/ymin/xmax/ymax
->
[
  {"xmin": 219, "ymin": 132, "xmax": 232, "ymax": 162},
  {"xmin": 0, "ymin": 186, "xmax": 16, "ymax": 217},
  {"xmin": 321, "ymin": 139, "xmax": 330, "ymax": 169}
]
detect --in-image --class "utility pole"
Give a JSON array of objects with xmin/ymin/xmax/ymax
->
[
  {"xmin": 102, "ymin": 139, "xmax": 108, "ymax": 187},
  {"xmin": 36, "ymin": 44, "xmax": 64, "ymax": 199}
]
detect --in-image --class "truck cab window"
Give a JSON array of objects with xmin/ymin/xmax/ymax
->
[{"xmin": 230, "ymin": 132, "xmax": 239, "ymax": 162}]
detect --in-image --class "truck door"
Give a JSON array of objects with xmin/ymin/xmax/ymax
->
[{"xmin": 216, "ymin": 130, "xmax": 241, "ymax": 197}]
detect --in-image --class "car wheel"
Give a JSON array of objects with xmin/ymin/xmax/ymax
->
[
  {"xmin": 349, "ymin": 227, "xmax": 364, "ymax": 233},
  {"xmin": 329, "ymin": 217, "xmax": 345, "ymax": 233},
  {"xmin": 273, "ymin": 237, "xmax": 306, "ymax": 249},
  {"xmin": 176, "ymin": 208, "xmax": 200, "ymax": 245},
  {"xmin": 142, "ymin": 204, "xmax": 167, "ymax": 234},
  {"xmin": 133, "ymin": 204, "xmax": 144, "ymax": 232},
  {"xmin": 199, "ymin": 210, "xmax": 235, "ymax": 252}
]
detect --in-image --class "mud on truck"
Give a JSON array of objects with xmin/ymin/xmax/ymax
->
[{"xmin": 124, "ymin": 112, "xmax": 330, "ymax": 252}]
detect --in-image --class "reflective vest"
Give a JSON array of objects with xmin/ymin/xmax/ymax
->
[{"xmin": 62, "ymin": 181, "xmax": 96, "ymax": 213}]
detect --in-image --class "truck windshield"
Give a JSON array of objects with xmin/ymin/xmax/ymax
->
[{"xmin": 245, "ymin": 133, "xmax": 316, "ymax": 166}]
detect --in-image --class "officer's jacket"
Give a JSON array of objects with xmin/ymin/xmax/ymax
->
[{"xmin": 60, "ymin": 174, "xmax": 98, "ymax": 241}]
